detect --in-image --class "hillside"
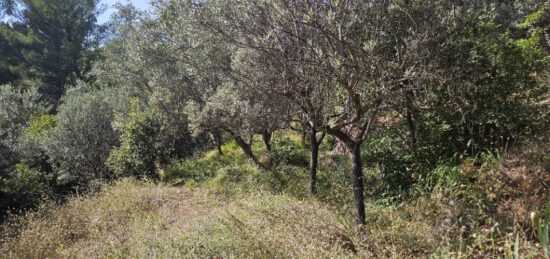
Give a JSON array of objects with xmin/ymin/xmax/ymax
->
[
  {"xmin": 1, "ymin": 1, "xmax": 549, "ymax": 258},
  {"xmin": 2, "ymin": 136, "xmax": 549, "ymax": 258},
  {"xmin": 1, "ymin": 180, "xmax": 357, "ymax": 258}
]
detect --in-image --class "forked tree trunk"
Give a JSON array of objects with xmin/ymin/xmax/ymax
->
[
  {"xmin": 233, "ymin": 135, "xmax": 259, "ymax": 165},
  {"xmin": 326, "ymin": 128, "xmax": 367, "ymax": 227}
]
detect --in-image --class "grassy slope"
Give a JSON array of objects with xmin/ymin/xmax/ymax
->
[
  {"xmin": 1, "ymin": 180, "xmax": 358, "ymax": 258},
  {"xmin": 1, "ymin": 132, "xmax": 549, "ymax": 258}
]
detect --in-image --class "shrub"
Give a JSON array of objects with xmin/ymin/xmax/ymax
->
[
  {"xmin": 0, "ymin": 86, "xmax": 52, "ymax": 215},
  {"xmin": 420, "ymin": 22, "xmax": 549, "ymax": 157},
  {"xmin": 107, "ymin": 100, "xmax": 161, "ymax": 179},
  {"xmin": 362, "ymin": 130, "xmax": 414, "ymax": 200},
  {"xmin": 163, "ymin": 139, "xmax": 253, "ymax": 187},
  {"xmin": 26, "ymin": 114, "xmax": 56, "ymax": 140},
  {"xmin": 270, "ymin": 137, "xmax": 309, "ymax": 168},
  {"xmin": 316, "ymin": 153, "xmax": 356, "ymax": 209},
  {"xmin": 42, "ymin": 87, "xmax": 118, "ymax": 186},
  {"xmin": 18, "ymin": 114, "xmax": 57, "ymax": 173},
  {"xmin": 0, "ymin": 84, "xmax": 47, "ymax": 172},
  {"xmin": 108, "ymin": 98, "xmax": 196, "ymax": 180},
  {"xmin": 0, "ymin": 163, "xmax": 51, "ymax": 213}
]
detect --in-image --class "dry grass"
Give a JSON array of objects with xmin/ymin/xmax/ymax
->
[
  {"xmin": 0, "ymin": 179, "xmax": 358, "ymax": 258},
  {"xmin": 1, "ymin": 177, "xmax": 547, "ymax": 258},
  {"xmin": 2, "ymin": 132, "xmax": 550, "ymax": 258},
  {"xmin": 495, "ymin": 147, "xmax": 550, "ymax": 226}
]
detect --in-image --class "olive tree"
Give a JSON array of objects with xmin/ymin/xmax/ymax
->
[
  {"xmin": 0, "ymin": 84, "xmax": 48, "ymax": 212},
  {"xmin": 131, "ymin": 0, "xmax": 291, "ymax": 165},
  {"xmin": 95, "ymin": 3, "xmax": 200, "ymax": 164},
  {"xmin": 205, "ymin": 0, "xmax": 397, "ymax": 226},
  {"xmin": 41, "ymin": 85, "xmax": 118, "ymax": 186},
  {"xmin": 199, "ymin": 0, "xmax": 333, "ymax": 195},
  {"xmin": 0, "ymin": 84, "xmax": 47, "ymax": 171}
]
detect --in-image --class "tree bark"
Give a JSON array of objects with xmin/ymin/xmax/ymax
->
[
  {"xmin": 325, "ymin": 127, "xmax": 366, "ymax": 227},
  {"xmin": 213, "ymin": 130, "xmax": 223, "ymax": 156},
  {"xmin": 404, "ymin": 87, "xmax": 418, "ymax": 156},
  {"xmin": 301, "ymin": 121, "xmax": 309, "ymax": 148},
  {"xmin": 405, "ymin": 88, "xmax": 418, "ymax": 154},
  {"xmin": 261, "ymin": 130, "xmax": 272, "ymax": 151},
  {"xmin": 309, "ymin": 127, "xmax": 320, "ymax": 195},
  {"xmin": 216, "ymin": 141, "xmax": 223, "ymax": 156},
  {"xmin": 349, "ymin": 142, "xmax": 366, "ymax": 226},
  {"xmin": 406, "ymin": 108, "xmax": 417, "ymax": 152},
  {"xmin": 233, "ymin": 135, "xmax": 259, "ymax": 165}
]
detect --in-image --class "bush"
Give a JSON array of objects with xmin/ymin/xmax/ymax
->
[
  {"xmin": 0, "ymin": 163, "xmax": 51, "ymax": 213},
  {"xmin": 164, "ymin": 155, "xmax": 236, "ymax": 186},
  {"xmin": 108, "ymin": 98, "xmax": 196, "ymax": 180},
  {"xmin": 421, "ymin": 22, "xmax": 549, "ymax": 157},
  {"xmin": 42, "ymin": 87, "xmax": 118, "ymax": 186},
  {"xmin": 107, "ymin": 99, "xmax": 161, "ymax": 179},
  {"xmin": 270, "ymin": 137, "xmax": 309, "ymax": 168},
  {"xmin": 315, "ymin": 153, "xmax": 356, "ymax": 209},
  {"xmin": 17, "ymin": 114, "xmax": 56, "ymax": 173},
  {"xmin": 362, "ymin": 130, "xmax": 414, "ymax": 200},
  {"xmin": 26, "ymin": 114, "xmax": 56, "ymax": 140},
  {"xmin": 0, "ymin": 84, "xmax": 47, "ymax": 172},
  {"xmin": 0, "ymin": 85, "xmax": 52, "ymax": 215}
]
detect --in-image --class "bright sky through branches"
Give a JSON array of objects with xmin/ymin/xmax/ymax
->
[{"xmin": 98, "ymin": 0, "xmax": 151, "ymax": 24}]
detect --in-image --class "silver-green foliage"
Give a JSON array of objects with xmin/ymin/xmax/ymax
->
[
  {"xmin": 42, "ymin": 86, "xmax": 117, "ymax": 185},
  {"xmin": 0, "ymin": 84, "xmax": 47, "ymax": 169}
]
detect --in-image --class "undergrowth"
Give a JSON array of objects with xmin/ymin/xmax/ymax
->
[
  {"xmin": 1, "ymin": 132, "xmax": 549, "ymax": 258},
  {"xmin": 0, "ymin": 180, "xmax": 359, "ymax": 258}
]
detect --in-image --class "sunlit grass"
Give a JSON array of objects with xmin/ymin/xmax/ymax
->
[{"xmin": 2, "ymin": 131, "xmax": 549, "ymax": 258}]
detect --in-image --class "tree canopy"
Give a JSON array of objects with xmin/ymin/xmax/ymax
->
[{"xmin": 0, "ymin": 0, "xmax": 548, "ymax": 233}]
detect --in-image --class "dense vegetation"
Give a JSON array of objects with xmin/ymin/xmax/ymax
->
[{"xmin": 0, "ymin": 0, "xmax": 549, "ymax": 257}]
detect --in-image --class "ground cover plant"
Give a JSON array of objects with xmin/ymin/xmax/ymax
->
[{"xmin": 0, "ymin": 0, "xmax": 549, "ymax": 258}]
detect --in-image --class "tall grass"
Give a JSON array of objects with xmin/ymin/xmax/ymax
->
[
  {"xmin": 0, "ymin": 180, "xmax": 360, "ymax": 258},
  {"xmin": 2, "ymin": 131, "xmax": 549, "ymax": 258}
]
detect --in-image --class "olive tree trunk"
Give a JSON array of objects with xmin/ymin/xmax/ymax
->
[
  {"xmin": 261, "ymin": 129, "xmax": 272, "ymax": 151},
  {"xmin": 233, "ymin": 134, "xmax": 259, "ymax": 165},
  {"xmin": 308, "ymin": 127, "xmax": 325, "ymax": 196},
  {"xmin": 309, "ymin": 128, "xmax": 320, "ymax": 195},
  {"xmin": 349, "ymin": 142, "xmax": 365, "ymax": 226},
  {"xmin": 326, "ymin": 128, "xmax": 367, "ymax": 227}
]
